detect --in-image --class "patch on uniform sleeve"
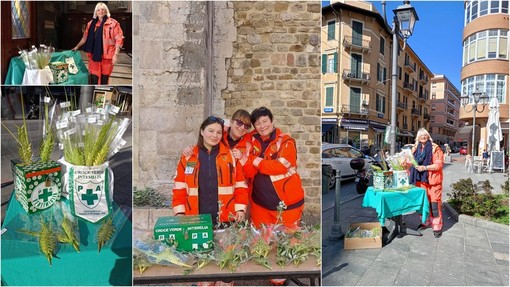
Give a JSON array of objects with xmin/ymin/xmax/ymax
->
[{"xmin": 185, "ymin": 161, "xmax": 197, "ymax": 174}]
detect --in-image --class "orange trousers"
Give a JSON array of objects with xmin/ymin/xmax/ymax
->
[
  {"xmin": 416, "ymin": 181, "xmax": 443, "ymax": 231},
  {"xmin": 250, "ymin": 201, "xmax": 303, "ymax": 229},
  {"xmin": 87, "ymin": 53, "xmax": 114, "ymax": 83}
]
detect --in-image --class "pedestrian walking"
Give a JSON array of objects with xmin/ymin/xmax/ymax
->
[{"xmin": 409, "ymin": 128, "xmax": 445, "ymax": 238}]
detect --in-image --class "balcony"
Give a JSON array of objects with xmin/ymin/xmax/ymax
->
[
  {"xmin": 419, "ymin": 74, "xmax": 427, "ymax": 84},
  {"xmin": 404, "ymin": 60, "xmax": 416, "ymax": 72},
  {"xmin": 403, "ymin": 123, "xmax": 408, "ymax": 130},
  {"xmin": 341, "ymin": 104, "xmax": 369, "ymax": 117},
  {"xmin": 411, "ymin": 108, "xmax": 421, "ymax": 117},
  {"xmin": 403, "ymin": 82, "xmax": 414, "ymax": 92},
  {"xmin": 342, "ymin": 36, "xmax": 371, "ymax": 53},
  {"xmin": 418, "ymin": 93, "xmax": 427, "ymax": 102},
  {"xmin": 397, "ymin": 101, "xmax": 407, "ymax": 111},
  {"xmin": 423, "ymin": 113, "xmax": 430, "ymax": 120},
  {"xmin": 342, "ymin": 69, "xmax": 370, "ymax": 85}
]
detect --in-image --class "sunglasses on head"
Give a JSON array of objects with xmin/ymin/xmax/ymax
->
[
  {"xmin": 233, "ymin": 119, "xmax": 251, "ymax": 130},
  {"xmin": 207, "ymin": 116, "xmax": 224, "ymax": 125}
]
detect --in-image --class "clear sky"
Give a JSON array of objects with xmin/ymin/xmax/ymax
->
[{"xmin": 322, "ymin": 1, "xmax": 466, "ymax": 91}]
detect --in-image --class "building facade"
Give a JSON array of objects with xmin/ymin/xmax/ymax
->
[
  {"xmin": 460, "ymin": 0, "xmax": 509, "ymax": 156},
  {"xmin": 321, "ymin": 0, "xmax": 433, "ymax": 153},
  {"xmin": 430, "ymin": 74, "xmax": 463, "ymax": 146}
]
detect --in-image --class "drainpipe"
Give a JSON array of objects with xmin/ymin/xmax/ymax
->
[
  {"xmin": 332, "ymin": 5, "xmax": 342, "ymax": 144},
  {"xmin": 205, "ymin": 1, "xmax": 214, "ymax": 118}
]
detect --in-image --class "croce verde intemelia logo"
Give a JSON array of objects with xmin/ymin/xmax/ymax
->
[{"xmin": 31, "ymin": 181, "xmax": 60, "ymax": 211}]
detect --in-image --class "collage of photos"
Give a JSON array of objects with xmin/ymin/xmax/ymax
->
[{"xmin": 0, "ymin": 1, "xmax": 509, "ymax": 286}]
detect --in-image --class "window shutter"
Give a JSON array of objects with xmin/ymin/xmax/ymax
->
[
  {"xmin": 322, "ymin": 54, "xmax": 327, "ymax": 74},
  {"xmin": 333, "ymin": 52, "xmax": 338, "ymax": 73}
]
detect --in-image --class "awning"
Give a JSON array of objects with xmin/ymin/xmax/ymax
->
[
  {"xmin": 322, "ymin": 124, "xmax": 337, "ymax": 132},
  {"xmin": 341, "ymin": 123, "xmax": 368, "ymax": 131},
  {"xmin": 371, "ymin": 126, "xmax": 386, "ymax": 133},
  {"xmin": 454, "ymin": 125, "xmax": 479, "ymax": 141}
]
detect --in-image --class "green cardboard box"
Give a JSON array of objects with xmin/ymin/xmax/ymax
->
[
  {"xmin": 11, "ymin": 160, "xmax": 63, "ymax": 214},
  {"xmin": 154, "ymin": 214, "xmax": 213, "ymax": 252}
]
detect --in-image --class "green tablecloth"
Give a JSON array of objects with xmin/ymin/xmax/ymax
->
[
  {"xmin": 4, "ymin": 50, "xmax": 89, "ymax": 85},
  {"xmin": 362, "ymin": 186, "xmax": 430, "ymax": 225},
  {"xmin": 1, "ymin": 194, "xmax": 131, "ymax": 286}
]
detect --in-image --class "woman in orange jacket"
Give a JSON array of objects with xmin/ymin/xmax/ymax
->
[
  {"xmin": 172, "ymin": 116, "xmax": 249, "ymax": 226},
  {"xmin": 243, "ymin": 107, "xmax": 305, "ymax": 230},
  {"xmin": 410, "ymin": 128, "xmax": 444, "ymax": 238},
  {"xmin": 72, "ymin": 2, "xmax": 124, "ymax": 85}
]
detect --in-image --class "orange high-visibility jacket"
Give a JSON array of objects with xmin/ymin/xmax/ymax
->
[
  {"xmin": 82, "ymin": 17, "xmax": 124, "ymax": 60},
  {"xmin": 243, "ymin": 128, "xmax": 305, "ymax": 208},
  {"xmin": 172, "ymin": 143, "xmax": 249, "ymax": 222},
  {"xmin": 412, "ymin": 142, "xmax": 444, "ymax": 185}
]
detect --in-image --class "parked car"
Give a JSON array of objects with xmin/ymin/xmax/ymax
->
[
  {"xmin": 322, "ymin": 143, "xmax": 373, "ymax": 189},
  {"xmin": 451, "ymin": 146, "xmax": 460, "ymax": 153},
  {"xmin": 459, "ymin": 146, "xmax": 468, "ymax": 155}
]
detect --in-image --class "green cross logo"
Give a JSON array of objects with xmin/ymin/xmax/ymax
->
[
  {"xmin": 81, "ymin": 188, "xmax": 99, "ymax": 205},
  {"xmin": 38, "ymin": 188, "xmax": 53, "ymax": 202}
]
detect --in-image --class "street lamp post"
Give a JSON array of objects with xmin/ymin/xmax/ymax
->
[
  {"xmin": 383, "ymin": 1, "xmax": 419, "ymax": 155},
  {"xmin": 461, "ymin": 90, "xmax": 489, "ymax": 156}
]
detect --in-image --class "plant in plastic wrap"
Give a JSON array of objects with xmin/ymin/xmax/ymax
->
[
  {"xmin": 248, "ymin": 224, "xmax": 275, "ymax": 270},
  {"xmin": 275, "ymin": 228, "xmax": 309, "ymax": 268},
  {"xmin": 214, "ymin": 220, "xmax": 250, "ymax": 272},
  {"xmin": 18, "ymin": 44, "xmax": 55, "ymax": 70},
  {"xmin": 387, "ymin": 150, "xmax": 417, "ymax": 171},
  {"xmin": 133, "ymin": 239, "xmax": 192, "ymax": 269},
  {"xmin": 56, "ymin": 103, "xmax": 130, "ymax": 167},
  {"xmin": 94, "ymin": 207, "xmax": 128, "ymax": 253}
]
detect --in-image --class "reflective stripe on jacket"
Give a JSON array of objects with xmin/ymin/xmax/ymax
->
[
  {"xmin": 244, "ymin": 128, "xmax": 305, "ymax": 208},
  {"xmin": 82, "ymin": 17, "xmax": 124, "ymax": 60},
  {"xmin": 172, "ymin": 142, "xmax": 249, "ymax": 222}
]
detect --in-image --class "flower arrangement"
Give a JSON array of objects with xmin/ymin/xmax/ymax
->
[{"xmin": 386, "ymin": 150, "xmax": 418, "ymax": 171}]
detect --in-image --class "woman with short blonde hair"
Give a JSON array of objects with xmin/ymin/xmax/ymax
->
[{"xmin": 410, "ymin": 128, "xmax": 445, "ymax": 238}]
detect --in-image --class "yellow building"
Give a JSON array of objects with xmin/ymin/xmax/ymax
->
[
  {"xmin": 459, "ymin": 0, "xmax": 509, "ymax": 156},
  {"xmin": 321, "ymin": 0, "xmax": 433, "ymax": 152}
]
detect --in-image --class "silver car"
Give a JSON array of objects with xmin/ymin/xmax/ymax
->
[{"xmin": 322, "ymin": 143, "xmax": 373, "ymax": 189}]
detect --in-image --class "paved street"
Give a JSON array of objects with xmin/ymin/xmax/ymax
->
[{"xmin": 322, "ymin": 153, "xmax": 509, "ymax": 286}]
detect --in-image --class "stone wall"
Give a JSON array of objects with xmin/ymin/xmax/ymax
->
[
  {"xmin": 133, "ymin": 1, "xmax": 321, "ymax": 225},
  {"xmin": 223, "ymin": 1, "xmax": 322, "ymax": 218}
]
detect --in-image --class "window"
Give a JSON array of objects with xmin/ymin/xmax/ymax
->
[
  {"xmin": 380, "ymin": 37, "xmax": 385, "ymax": 55},
  {"xmin": 327, "ymin": 21, "xmax": 335, "ymax": 40},
  {"xmin": 322, "ymin": 52, "xmax": 337, "ymax": 74},
  {"xmin": 11, "ymin": 0, "xmax": 31, "ymax": 39},
  {"xmin": 461, "ymin": 73, "xmax": 507, "ymax": 104},
  {"xmin": 466, "ymin": 0, "xmax": 509, "ymax": 24},
  {"xmin": 398, "ymin": 66, "xmax": 402, "ymax": 80},
  {"xmin": 325, "ymin": 87, "xmax": 334, "ymax": 107},
  {"xmin": 463, "ymin": 29, "xmax": 508, "ymax": 65},
  {"xmin": 376, "ymin": 94, "xmax": 385, "ymax": 113}
]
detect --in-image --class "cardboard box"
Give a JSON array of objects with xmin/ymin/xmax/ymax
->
[
  {"xmin": 373, "ymin": 171, "xmax": 393, "ymax": 190},
  {"xmin": 11, "ymin": 160, "xmax": 62, "ymax": 213},
  {"xmin": 392, "ymin": 170, "xmax": 409, "ymax": 188},
  {"xmin": 344, "ymin": 222, "xmax": 382, "ymax": 250},
  {"xmin": 154, "ymin": 214, "xmax": 213, "ymax": 252}
]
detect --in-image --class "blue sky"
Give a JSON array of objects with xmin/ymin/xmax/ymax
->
[{"xmin": 322, "ymin": 1, "xmax": 465, "ymax": 90}]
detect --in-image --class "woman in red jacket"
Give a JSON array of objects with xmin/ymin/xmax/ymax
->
[
  {"xmin": 243, "ymin": 107, "xmax": 305, "ymax": 230},
  {"xmin": 72, "ymin": 2, "xmax": 124, "ymax": 85},
  {"xmin": 410, "ymin": 128, "xmax": 444, "ymax": 238},
  {"xmin": 172, "ymin": 116, "xmax": 249, "ymax": 226}
]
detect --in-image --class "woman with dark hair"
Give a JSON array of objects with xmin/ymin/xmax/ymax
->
[
  {"xmin": 172, "ymin": 116, "xmax": 249, "ymax": 226},
  {"xmin": 72, "ymin": 2, "xmax": 124, "ymax": 85},
  {"xmin": 410, "ymin": 128, "xmax": 445, "ymax": 238},
  {"xmin": 243, "ymin": 107, "xmax": 305, "ymax": 229}
]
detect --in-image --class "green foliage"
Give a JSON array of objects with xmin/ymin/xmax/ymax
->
[
  {"xmin": 448, "ymin": 178, "xmax": 508, "ymax": 224},
  {"xmin": 133, "ymin": 187, "xmax": 168, "ymax": 208},
  {"xmin": 502, "ymin": 180, "xmax": 509, "ymax": 197}
]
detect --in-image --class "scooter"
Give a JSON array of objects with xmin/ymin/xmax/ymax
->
[{"xmin": 349, "ymin": 151, "xmax": 386, "ymax": 194}]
